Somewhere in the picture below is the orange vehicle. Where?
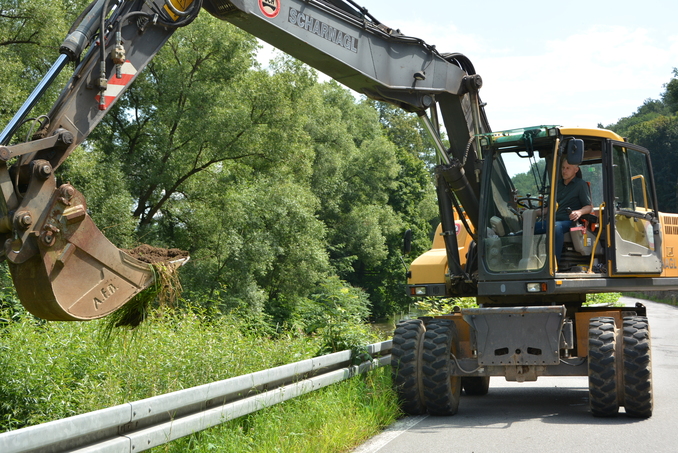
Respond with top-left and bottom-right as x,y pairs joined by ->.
400,125 -> 672,418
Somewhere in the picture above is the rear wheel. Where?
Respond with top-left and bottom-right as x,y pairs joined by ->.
622,316 -> 653,418
391,319 -> 426,415
588,316 -> 619,417
462,376 -> 490,396
421,320 -> 461,415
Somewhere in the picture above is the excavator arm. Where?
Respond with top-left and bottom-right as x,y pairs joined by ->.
0,0 -> 488,320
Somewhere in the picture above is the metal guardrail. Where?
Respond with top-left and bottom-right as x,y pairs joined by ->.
0,340 -> 392,453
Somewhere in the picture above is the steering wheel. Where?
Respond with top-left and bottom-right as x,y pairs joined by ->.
516,196 -> 542,210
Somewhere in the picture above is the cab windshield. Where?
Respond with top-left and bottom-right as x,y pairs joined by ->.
482,136 -> 553,273
481,131 -> 606,274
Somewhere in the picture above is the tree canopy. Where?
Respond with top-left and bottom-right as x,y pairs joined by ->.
606,68 -> 678,213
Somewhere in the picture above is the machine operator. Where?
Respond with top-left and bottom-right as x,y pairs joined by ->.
535,160 -> 593,266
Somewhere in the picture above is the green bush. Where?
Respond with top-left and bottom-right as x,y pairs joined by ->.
414,296 -> 478,316
584,292 -> 622,306
296,277 -> 380,356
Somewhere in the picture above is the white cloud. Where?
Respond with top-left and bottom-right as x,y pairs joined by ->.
476,26 -> 678,130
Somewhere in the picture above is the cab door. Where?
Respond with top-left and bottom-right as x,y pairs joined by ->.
607,141 -> 662,275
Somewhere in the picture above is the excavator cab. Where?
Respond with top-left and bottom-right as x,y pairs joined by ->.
408,125 -> 666,302
474,126 -> 663,298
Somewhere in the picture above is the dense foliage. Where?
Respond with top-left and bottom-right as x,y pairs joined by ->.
0,3 -> 439,326
605,69 -> 678,213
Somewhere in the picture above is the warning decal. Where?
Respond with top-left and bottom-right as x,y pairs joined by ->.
95,61 -> 137,110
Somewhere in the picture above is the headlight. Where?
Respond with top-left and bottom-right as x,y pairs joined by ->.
526,282 -> 547,292
411,286 -> 427,296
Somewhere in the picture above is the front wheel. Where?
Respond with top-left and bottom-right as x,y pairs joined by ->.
622,316 -> 653,418
588,317 -> 619,417
391,319 -> 426,415
421,320 -> 462,415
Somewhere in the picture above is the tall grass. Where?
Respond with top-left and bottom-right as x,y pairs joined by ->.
0,307 -> 400,450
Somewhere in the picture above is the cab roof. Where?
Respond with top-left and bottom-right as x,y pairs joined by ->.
479,125 -> 624,147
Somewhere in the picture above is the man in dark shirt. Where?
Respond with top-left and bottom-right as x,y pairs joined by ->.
535,160 -> 593,266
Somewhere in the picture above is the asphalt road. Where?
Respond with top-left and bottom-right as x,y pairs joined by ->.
354,298 -> 678,453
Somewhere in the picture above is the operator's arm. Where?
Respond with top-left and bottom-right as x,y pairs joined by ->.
569,204 -> 592,222
569,179 -> 593,221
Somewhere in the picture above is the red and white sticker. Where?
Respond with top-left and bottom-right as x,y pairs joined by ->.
94,60 -> 137,110
260,0 -> 280,18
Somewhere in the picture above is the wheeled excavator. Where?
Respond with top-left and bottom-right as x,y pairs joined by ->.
1,0 -> 674,418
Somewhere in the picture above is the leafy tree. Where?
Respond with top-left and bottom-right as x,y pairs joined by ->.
178,173 -> 330,318
607,70 -> 678,213
607,98 -> 669,136
305,83 -> 397,271
304,83 -> 439,318
662,68 -> 678,114
373,101 -> 438,168
84,17 -> 335,316
625,116 -> 678,212
368,129 -> 439,318
89,15 -> 262,230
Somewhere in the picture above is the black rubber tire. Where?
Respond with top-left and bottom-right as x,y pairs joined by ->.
462,376 -> 490,396
588,316 -> 619,417
622,316 -> 653,418
391,319 -> 426,415
421,320 -> 461,415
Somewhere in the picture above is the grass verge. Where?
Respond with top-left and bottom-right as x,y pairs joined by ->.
151,366 -> 400,453
0,308 -> 400,452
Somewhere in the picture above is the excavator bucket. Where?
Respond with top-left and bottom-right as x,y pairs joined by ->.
2,160 -> 182,321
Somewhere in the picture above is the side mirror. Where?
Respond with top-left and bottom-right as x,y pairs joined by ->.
566,139 -> 584,165
403,229 -> 412,255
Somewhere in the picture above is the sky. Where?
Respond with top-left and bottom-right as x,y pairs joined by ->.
258,0 -> 678,132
